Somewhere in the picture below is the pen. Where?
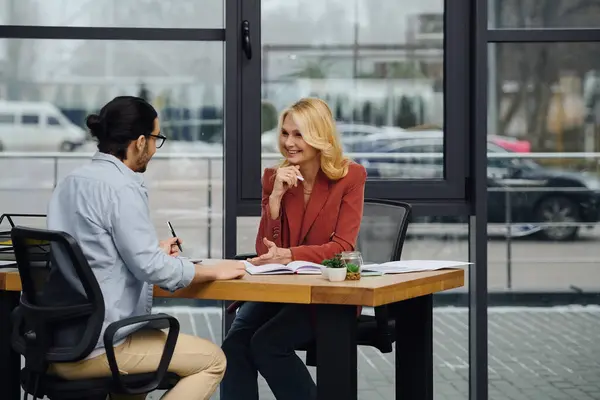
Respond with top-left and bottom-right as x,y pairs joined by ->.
167,221 -> 183,252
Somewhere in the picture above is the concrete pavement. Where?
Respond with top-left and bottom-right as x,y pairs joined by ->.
142,305 -> 600,400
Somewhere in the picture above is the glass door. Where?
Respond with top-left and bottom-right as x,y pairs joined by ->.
232,1 -> 476,399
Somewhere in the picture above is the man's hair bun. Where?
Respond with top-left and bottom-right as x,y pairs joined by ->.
86,114 -> 105,139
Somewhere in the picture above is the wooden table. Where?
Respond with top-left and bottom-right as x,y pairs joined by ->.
0,264 -> 464,400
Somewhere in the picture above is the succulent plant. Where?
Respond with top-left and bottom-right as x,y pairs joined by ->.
346,263 -> 359,273
322,254 -> 345,268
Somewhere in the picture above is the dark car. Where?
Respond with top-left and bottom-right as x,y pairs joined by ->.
353,135 -> 600,241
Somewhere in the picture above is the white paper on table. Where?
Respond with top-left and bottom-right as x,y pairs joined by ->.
361,259 -> 471,274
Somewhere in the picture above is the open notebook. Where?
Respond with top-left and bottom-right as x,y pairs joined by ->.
361,260 -> 471,275
243,260 -> 322,275
242,259 -> 470,276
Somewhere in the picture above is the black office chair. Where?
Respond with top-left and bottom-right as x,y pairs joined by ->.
230,198 -> 412,366
353,199 -> 412,353
10,226 -> 181,400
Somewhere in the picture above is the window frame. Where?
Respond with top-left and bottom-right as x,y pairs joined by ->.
237,0 -> 472,213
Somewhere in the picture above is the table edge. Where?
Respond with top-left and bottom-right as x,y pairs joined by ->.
310,269 -> 465,306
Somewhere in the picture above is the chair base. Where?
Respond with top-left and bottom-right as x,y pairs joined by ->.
21,369 -> 180,400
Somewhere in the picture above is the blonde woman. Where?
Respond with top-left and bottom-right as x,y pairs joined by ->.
221,98 -> 367,400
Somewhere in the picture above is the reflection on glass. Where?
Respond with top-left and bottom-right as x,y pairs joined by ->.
487,42 -> 600,241
488,41 -> 600,399
260,0 -> 445,180
489,0 -> 600,29
0,39 -> 224,265
0,0 -> 224,28
489,43 -> 600,153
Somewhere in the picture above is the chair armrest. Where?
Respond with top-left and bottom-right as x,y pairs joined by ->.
103,313 -> 180,395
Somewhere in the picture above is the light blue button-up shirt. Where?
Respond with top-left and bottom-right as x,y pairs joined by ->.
47,152 -> 195,356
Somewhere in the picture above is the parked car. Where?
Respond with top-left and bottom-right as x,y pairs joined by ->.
355,135 -> 600,241
261,122 -> 406,153
489,134 -> 531,153
0,101 -> 88,152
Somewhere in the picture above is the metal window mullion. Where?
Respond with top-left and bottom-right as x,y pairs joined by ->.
470,0 -> 489,399
488,28 -> 600,43
0,25 -> 225,41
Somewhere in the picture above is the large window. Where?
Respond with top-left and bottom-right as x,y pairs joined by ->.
235,1 -> 477,397
238,0 -> 472,208
0,2 -> 237,338
0,39 -> 224,264
486,3 -> 600,399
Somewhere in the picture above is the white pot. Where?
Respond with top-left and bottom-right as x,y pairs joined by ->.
319,266 -> 329,279
327,267 -> 347,282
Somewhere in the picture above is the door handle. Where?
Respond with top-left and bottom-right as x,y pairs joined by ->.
241,20 -> 252,60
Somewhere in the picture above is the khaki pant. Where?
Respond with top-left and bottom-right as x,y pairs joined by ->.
48,329 -> 226,400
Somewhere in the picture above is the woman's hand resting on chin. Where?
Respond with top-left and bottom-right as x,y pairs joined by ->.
271,165 -> 303,198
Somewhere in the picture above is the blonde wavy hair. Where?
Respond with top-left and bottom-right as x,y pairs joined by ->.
277,97 -> 349,180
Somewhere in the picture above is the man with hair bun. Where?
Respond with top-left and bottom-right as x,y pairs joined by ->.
46,96 -> 246,400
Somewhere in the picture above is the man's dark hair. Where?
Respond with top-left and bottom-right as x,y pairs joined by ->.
86,96 -> 158,160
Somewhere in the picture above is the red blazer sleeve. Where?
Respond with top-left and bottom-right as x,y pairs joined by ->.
289,164 -> 367,263
256,168 -> 283,254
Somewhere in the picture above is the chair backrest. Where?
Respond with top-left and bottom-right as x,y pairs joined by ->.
10,226 -> 105,370
356,199 -> 412,264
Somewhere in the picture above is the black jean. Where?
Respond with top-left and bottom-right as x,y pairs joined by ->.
220,301 -> 317,400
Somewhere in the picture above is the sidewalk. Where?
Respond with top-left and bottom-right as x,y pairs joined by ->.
146,305 -> 600,400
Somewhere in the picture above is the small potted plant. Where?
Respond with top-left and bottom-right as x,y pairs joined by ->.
345,263 -> 361,280
321,255 -> 347,282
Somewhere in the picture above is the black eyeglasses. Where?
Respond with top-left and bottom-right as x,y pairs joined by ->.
148,133 -> 167,148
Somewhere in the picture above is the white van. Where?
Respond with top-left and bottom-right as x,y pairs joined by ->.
0,101 -> 88,152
